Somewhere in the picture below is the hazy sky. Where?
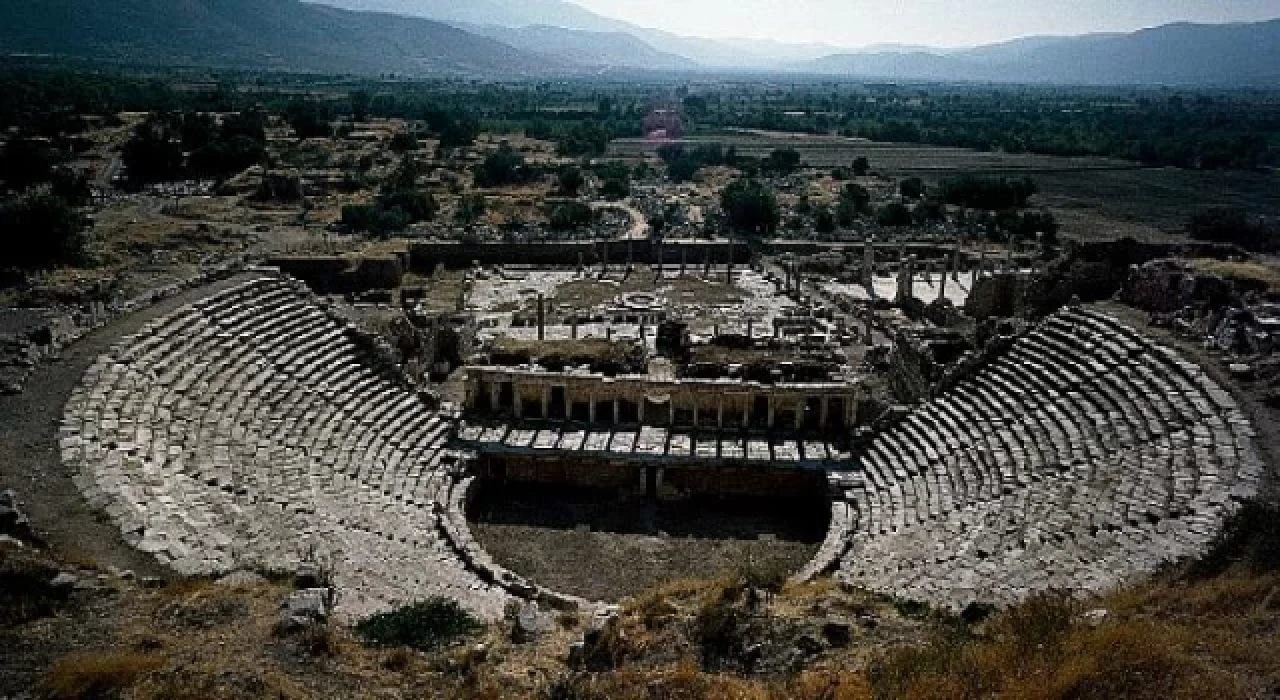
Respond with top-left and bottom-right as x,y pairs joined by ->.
569,0 -> 1280,47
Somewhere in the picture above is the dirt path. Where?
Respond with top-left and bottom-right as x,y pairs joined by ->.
0,274 -> 265,577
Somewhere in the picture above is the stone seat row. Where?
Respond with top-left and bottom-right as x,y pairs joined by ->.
63,276 -> 517,620
806,307 -> 1263,610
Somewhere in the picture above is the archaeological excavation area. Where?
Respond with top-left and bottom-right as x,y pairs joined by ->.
52,237 -> 1266,620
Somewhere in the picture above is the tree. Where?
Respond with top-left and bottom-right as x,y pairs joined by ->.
840,183 -> 871,212
286,100 -> 332,140
598,168 -> 630,201
341,203 -> 408,237
720,179 -> 779,238
1187,207 -> 1277,252
763,149 -> 802,174
0,192 -> 89,269
813,205 -> 836,234
455,193 -> 486,227
473,144 -> 529,188
557,121 -> 610,157
0,138 -> 57,192
349,90 -> 372,122
899,177 -> 926,200
852,157 -> 870,177
547,201 -> 593,231
378,189 -> 437,224
877,202 -> 913,227
939,176 -> 1037,210
390,132 -> 420,153
437,115 -> 478,151
189,135 -> 264,179
122,117 -> 183,184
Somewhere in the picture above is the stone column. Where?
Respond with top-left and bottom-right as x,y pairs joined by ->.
896,255 -> 916,305
938,262 -> 948,303
746,319 -> 754,340
589,394 -> 597,423
613,399 -> 620,425
638,398 -> 645,424
819,397 -> 829,430
692,404 -> 700,429
863,237 -> 875,292
571,316 -> 578,339
727,238 -> 735,283
537,294 -> 545,341
767,397 -> 775,429
717,397 -> 725,429
680,248 -> 687,276
865,272 -> 876,342
490,382 -> 500,413
542,385 -> 550,419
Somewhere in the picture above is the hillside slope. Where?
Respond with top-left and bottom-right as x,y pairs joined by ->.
800,19 -> 1280,85
0,0 -> 569,77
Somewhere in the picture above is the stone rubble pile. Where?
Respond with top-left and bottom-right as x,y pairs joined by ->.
60,276 -> 514,620
816,306 -> 1264,609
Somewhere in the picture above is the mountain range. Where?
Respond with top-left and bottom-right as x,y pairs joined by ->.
1,0 -> 1277,85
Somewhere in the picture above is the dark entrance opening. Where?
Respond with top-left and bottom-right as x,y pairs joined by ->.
644,398 -> 670,426
549,386 -> 567,420
826,398 -> 846,431
498,382 -> 514,412
673,407 -> 695,428
751,396 -> 770,429
476,383 -> 493,412
570,401 -> 591,422
595,399 -> 615,424
522,396 -> 543,419
803,397 -> 822,431
774,408 -> 797,431
617,399 -> 639,424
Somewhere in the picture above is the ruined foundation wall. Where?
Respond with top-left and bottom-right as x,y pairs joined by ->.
408,240 -> 751,272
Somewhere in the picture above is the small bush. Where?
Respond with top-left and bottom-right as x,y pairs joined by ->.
43,652 -> 163,699
0,192 -> 89,270
355,598 -> 482,651
1188,500 -> 1280,578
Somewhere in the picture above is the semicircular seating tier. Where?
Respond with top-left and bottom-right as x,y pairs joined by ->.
59,276 -> 521,620
816,306 -> 1264,610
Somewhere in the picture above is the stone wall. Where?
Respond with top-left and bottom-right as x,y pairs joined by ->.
465,367 -> 856,432
267,254 -> 405,295
408,239 -> 750,272
475,454 -> 829,502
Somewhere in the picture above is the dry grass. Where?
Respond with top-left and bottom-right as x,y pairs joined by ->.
43,652 -> 165,699
1189,258 -> 1280,293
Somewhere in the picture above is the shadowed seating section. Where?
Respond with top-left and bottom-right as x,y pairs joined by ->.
819,306 -> 1263,609
59,276 -> 515,620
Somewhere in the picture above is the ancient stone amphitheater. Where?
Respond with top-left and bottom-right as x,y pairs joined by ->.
60,274 -> 1264,619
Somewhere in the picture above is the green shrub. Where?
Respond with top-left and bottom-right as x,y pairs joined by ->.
0,192 -> 88,270
355,598 -> 482,651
